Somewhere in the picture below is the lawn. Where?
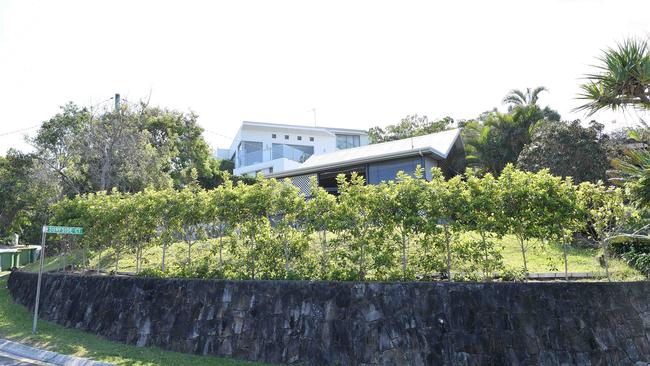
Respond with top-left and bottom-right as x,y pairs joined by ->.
0,273 -> 268,366
471,234 -> 643,281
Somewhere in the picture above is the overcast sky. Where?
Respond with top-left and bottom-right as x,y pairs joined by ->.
1,0 -> 649,154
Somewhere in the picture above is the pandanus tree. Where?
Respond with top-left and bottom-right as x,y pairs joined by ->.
577,38 -> 650,208
576,38 -> 650,115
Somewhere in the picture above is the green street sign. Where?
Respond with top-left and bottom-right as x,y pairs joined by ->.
43,226 -> 84,235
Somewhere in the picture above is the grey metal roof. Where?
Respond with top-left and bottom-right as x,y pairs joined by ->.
269,128 -> 462,178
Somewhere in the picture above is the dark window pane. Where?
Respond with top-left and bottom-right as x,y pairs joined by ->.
368,157 -> 421,184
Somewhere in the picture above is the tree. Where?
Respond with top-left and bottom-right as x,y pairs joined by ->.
31,102 -> 90,195
333,173 -> 392,280
419,168 -> 460,279
499,166 -> 553,277
576,38 -> 650,115
517,120 -> 609,183
385,169 -> 428,279
267,179 -> 309,279
0,150 -> 59,243
231,174 -> 276,279
463,103 -> 560,175
577,38 -> 650,206
577,182 -> 628,281
176,183 -> 208,266
456,169 -> 505,279
205,176 -> 238,270
30,99 -> 229,196
306,178 -> 337,278
141,107 -> 223,189
368,115 -> 454,143
503,86 -> 548,109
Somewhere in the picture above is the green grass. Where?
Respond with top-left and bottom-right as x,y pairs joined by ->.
488,234 -> 643,280
24,233 -> 645,281
0,273 -> 269,366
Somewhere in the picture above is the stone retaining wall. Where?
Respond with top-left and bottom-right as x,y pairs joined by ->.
7,271 -> 650,365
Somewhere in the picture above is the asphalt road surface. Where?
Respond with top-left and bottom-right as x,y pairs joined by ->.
0,351 -> 52,366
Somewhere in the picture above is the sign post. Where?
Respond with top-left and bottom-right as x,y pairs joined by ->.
32,225 -> 83,334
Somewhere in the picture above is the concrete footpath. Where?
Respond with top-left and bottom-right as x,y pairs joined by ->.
0,339 -> 113,366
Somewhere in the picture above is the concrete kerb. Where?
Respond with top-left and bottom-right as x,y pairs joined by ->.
0,339 -> 114,366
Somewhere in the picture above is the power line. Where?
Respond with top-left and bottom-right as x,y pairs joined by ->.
204,129 -> 233,139
0,125 -> 40,137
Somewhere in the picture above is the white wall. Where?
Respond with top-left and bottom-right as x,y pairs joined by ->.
223,122 -> 369,176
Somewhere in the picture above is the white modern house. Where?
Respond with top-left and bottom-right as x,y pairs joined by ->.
216,121 -> 369,176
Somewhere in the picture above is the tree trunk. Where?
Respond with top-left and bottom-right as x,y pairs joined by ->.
444,224 -> 452,281
283,235 -> 290,277
561,229 -> 569,281
250,236 -> 256,280
401,231 -> 408,280
479,232 -> 490,280
218,235 -> 223,268
603,241 -> 610,282
97,250 -> 102,273
115,250 -> 120,273
320,230 -> 328,276
359,238 -> 366,281
161,238 -> 168,272
518,235 -> 528,281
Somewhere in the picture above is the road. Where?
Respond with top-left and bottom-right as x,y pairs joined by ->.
0,351 -> 52,366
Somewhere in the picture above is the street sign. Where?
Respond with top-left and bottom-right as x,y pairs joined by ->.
43,226 -> 84,235
33,224 -> 84,334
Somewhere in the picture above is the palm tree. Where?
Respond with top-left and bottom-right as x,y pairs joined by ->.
502,87 -> 548,110
576,38 -> 650,116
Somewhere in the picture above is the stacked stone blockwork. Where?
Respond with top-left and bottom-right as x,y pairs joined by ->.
8,271 -> 650,365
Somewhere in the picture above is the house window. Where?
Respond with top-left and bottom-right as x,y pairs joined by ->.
309,137 -> 314,142
284,135 -> 289,140
237,141 -> 263,167
336,134 -> 361,149
367,157 -> 421,184
272,134 -> 277,139
272,143 -> 314,163
269,167 -> 274,173
297,136 -> 302,141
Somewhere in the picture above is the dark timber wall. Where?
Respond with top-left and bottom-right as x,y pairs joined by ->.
7,271 -> 650,365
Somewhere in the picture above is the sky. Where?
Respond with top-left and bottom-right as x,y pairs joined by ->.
0,0 -> 649,154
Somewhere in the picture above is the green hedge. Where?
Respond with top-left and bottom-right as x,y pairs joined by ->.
50,165 -> 632,281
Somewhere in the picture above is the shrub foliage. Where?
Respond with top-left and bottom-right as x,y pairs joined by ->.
50,165 -> 633,281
